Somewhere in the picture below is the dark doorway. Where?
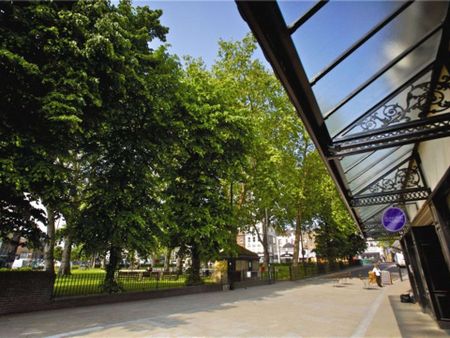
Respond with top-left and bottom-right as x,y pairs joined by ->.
227,258 -> 236,289
402,232 -> 431,312
432,169 -> 450,271
413,225 -> 450,328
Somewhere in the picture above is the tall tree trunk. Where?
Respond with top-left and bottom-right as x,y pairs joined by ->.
58,234 -> 72,276
103,246 -> 121,293
299,225 -> 305,262
4,233 -> 21,268
176,247 -> 185,275
262,208 -> 270,268
91,254 -> 96,269
292,207 -> 302,267
128,250 -> 136,270
44,207 -> 55,274
164,247 -> 172,273
187,244 -> 202,285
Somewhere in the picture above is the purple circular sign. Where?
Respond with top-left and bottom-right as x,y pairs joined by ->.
382,207 -> 407,232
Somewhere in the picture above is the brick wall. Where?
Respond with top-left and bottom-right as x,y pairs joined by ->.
0,271 -> 55,315
0,273 -> 221,316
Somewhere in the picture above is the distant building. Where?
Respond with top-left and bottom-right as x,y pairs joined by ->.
239,225 -> 316,263
360,238 -> 388,262
276,230 -> 316,263
279,242 -> 294,262
241,223 -> 278,263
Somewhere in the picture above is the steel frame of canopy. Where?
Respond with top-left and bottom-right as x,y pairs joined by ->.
236,0 -> 450,238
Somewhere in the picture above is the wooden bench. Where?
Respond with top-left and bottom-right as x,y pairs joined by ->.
142,271 -> 160,280
118,271 -> 141,279
160,273 -> 179,281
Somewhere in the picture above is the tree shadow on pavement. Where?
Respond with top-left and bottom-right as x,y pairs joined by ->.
1,269 -> 380,338
0,278 -> 340,337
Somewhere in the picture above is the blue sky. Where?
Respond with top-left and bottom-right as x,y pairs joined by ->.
115,0 -> 433,137
136,1 -> 266,67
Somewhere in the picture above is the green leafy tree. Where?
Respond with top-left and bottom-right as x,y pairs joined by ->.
70,0 -> 181,292
0,0 -> 105,272
280,149 -> 330,266
211,35 -> 298,267
165,58 -> 252,285
314,176 -> 366,261
54,246 -> 63,262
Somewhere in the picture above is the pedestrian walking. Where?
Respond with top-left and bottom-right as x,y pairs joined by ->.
372,262 -> 383,287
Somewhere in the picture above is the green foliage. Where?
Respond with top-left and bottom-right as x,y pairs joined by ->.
71,1 -> 180,264
212,37 -> 279,227
1,1 -> 364,281
210,34 -> 316,266
54,246 -> 63,261
1,0 -> 176,285
0,267 -> 33,272
163,57 -> 253,282
314,176 -> 366,261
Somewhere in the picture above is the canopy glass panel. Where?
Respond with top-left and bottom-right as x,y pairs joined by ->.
311,1 -> 447,115
325,30 -> 442,137
337,70 -> 434,139
278,1 -> 317,29
291,1 -> 402,79
344,145 -> 413,184
345,145 -> 413,193
236,0 -> 448,239
355,204 -> 387,223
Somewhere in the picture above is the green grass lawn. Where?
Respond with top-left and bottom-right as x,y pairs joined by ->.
274,265 -> 290,280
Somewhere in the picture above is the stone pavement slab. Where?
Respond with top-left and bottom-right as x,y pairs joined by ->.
0,275 -> 448,337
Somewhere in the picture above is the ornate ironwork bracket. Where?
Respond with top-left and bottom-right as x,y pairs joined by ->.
349,74 -> 450,133
350,154 -> 431,206
356,154 -> 427,195
351,189 -> 430,207
329,113 -> 450,157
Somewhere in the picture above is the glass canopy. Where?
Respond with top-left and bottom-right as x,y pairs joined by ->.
237,0 -> 450,238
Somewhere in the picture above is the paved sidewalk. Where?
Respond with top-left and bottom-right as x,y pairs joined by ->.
1,275 -> 448,337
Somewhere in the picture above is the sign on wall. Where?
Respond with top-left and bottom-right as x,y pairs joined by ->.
382,207 -> 407,232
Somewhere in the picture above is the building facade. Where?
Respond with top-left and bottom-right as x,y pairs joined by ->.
240,223 -> 279,263
239,226 -> 316,263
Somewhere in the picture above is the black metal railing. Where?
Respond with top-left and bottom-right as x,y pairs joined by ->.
53,271 -> 210,298
52,262 -> 356,297
271,261 -> 354,282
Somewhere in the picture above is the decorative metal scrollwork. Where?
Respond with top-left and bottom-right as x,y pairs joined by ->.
367,164 -> 421,194
351,189 -> 429,207
331,115 -> 450,157
359,104 -> 410,130
357,74 -> 450,131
